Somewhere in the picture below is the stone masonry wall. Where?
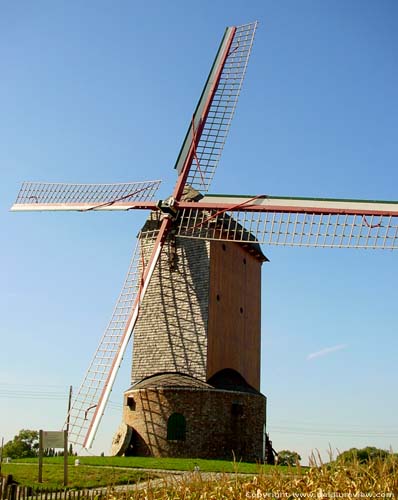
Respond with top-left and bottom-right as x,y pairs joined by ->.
123,387 -> 266,462
131,215 -> 210,384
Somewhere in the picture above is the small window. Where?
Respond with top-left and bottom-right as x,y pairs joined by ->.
167,413 -> 186,441
231,402 -> 244,417
126,396 -> 136,411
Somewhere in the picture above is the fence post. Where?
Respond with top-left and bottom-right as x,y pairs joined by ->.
9,484 -> 17,500
63,430 -> 68,487
38,430 -> 43,484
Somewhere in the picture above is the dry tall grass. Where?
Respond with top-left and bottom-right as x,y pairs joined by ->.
104,452 -> 398,499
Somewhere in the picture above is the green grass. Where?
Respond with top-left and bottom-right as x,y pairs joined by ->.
15,455 -> 293,474
1,463 -> 155,489
4,456 -> 301,490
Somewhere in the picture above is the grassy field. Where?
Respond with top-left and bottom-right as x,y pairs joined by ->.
0,462 -> 156,489
1,456 -> 294,489
14,455 -> 291,474
1,463 -> 157,489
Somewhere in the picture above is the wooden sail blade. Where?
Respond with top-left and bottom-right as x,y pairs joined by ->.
11,180 -> 161,212
180,194 -> 398,214
65,218 -> 171,449
176,195 -> 398,249
173,22 -> 257,196
65,238 -> 145,448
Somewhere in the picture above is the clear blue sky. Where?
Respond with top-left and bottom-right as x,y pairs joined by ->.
1,1 -> 397,463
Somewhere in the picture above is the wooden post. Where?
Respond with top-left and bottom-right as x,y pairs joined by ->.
9,483 -> 16,500
63,430 -> 68,487
0,436 -> 4,475
66,386 -> 72,434
64,385 -> 72,488
38,430 -> 43,483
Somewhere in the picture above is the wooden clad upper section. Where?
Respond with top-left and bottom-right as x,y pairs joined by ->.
207,241 -> 262,390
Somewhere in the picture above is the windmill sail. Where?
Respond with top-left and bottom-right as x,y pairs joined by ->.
174,22 -> 257,194
67,215 -> 172,448
11,180 -> 161,212
66,238 -> 146,447
176,195 -> 398,249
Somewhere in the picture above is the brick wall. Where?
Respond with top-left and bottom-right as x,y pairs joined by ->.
123,386 -> 266,462
131,214 -> 210,383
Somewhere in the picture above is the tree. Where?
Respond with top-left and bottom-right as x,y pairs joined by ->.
3,429 -> 39,459
277,449 -> 301,466
337,447 -> 389,464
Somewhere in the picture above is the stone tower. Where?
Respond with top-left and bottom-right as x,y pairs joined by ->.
118,192 -> 268,461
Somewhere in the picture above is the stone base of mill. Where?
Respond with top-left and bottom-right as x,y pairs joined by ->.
119,373 -> 266,463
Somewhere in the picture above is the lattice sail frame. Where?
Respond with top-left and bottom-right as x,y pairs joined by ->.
174,22 -> 257,193
67,237 -> 154,447
176,195 -> 398,249
11,180 -> 161,211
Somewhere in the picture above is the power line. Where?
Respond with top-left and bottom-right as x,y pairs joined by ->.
275,418 -> 398,429
270,427 -> 398,438
4,386 -> 395,436
0,387 -> 123,411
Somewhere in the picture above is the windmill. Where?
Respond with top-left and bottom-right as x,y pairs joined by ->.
11,21 -> 398,460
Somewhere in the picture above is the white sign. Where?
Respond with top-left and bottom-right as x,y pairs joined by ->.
42,431 -> 64,448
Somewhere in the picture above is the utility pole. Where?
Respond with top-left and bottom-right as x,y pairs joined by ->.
66,385 -> 72,435
0,436 -> 4,474
64,385 -> 72,487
